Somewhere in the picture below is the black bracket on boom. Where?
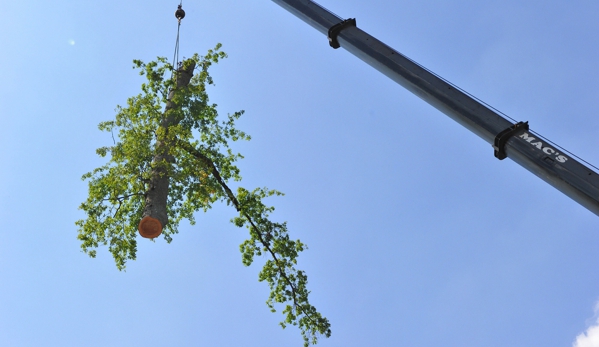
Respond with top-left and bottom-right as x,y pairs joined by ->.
328,18 -> 356,49
493,121 -> 529,160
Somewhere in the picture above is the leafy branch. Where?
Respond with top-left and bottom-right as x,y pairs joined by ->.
178,140 -> 331,346
76,44 -> 330,346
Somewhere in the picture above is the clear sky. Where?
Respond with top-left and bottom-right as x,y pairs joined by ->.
1,1 -> 598,346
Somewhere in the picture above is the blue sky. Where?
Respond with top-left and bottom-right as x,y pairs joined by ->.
1,1 -> 598,346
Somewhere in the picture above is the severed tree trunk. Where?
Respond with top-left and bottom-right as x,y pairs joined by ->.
138,61 -> 195,238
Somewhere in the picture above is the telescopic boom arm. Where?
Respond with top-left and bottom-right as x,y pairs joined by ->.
272,0 -> 599,216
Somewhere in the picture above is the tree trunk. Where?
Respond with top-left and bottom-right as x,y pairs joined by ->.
138,61 -> 195,238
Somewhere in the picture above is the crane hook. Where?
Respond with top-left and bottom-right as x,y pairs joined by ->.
175,4 -> 185,23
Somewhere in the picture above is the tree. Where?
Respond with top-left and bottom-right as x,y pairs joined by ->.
76,44 -> 331,346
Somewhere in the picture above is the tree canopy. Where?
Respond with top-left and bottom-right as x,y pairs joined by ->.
76,44 -> 331,346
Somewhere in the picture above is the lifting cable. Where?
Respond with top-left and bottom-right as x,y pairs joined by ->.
171,1 -> 185,80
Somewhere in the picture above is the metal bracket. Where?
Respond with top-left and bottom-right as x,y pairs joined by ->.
328,18 -> 356,49
493,121 -> 529,160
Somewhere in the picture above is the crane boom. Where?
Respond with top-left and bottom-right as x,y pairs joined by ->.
272,0 -> 599,216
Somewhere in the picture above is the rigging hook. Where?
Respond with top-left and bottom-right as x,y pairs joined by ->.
175,4 -> 185,23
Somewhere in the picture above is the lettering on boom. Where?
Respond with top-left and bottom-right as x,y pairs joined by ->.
519,132 -> 568,163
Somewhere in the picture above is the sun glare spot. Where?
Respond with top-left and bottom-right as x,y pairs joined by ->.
68,39 -> 75,46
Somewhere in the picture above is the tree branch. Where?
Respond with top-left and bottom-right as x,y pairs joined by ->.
176,140 -> 320,325
102,193 -> 145,218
